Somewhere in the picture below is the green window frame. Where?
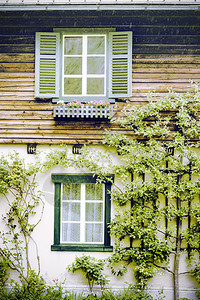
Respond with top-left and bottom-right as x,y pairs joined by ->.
51,174 -> 114,252
35,29 -> 132,102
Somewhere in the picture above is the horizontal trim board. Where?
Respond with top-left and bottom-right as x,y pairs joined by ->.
52,174 -> 114,183
1,0 -> 200,3
0,5 -> 200,11
51,244 -> 113,252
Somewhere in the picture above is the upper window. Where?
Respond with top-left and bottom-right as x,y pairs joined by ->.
35,29 -> 132,102
51,174 -> 114,252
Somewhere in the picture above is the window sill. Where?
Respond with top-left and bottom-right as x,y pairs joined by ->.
51,244 -> 113,252
53,105 -> 113,119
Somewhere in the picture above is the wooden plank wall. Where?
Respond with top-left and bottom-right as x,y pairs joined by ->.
0,10 -> 199,144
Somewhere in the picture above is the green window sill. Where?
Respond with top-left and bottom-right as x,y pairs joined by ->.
51,244 -> 113,252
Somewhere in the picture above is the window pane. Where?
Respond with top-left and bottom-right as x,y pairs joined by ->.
63,183 -> 81,200
64,78 -> 82,95
85,223 -> 103,243
87,57 -> 105,75
87,78 -> 104,95
87,36 -> 105,55
64,37 -> 82,55
62,202 -> 80,221
86,203 -> 103,222
85,184 -> 103,201
64,57 -> 82,75
62,223 -> 80,242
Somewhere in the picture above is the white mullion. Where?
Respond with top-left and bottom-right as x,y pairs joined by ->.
82,36 -> 87,96
80,183 -> 85,243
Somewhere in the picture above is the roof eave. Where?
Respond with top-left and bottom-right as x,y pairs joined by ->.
0,4 -> 199,11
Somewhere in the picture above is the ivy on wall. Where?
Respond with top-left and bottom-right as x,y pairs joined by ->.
0,83 -> 199,300
103,83 -> 200,300
0,153 -> 44,283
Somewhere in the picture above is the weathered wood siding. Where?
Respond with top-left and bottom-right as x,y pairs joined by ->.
0,10 -> 199,144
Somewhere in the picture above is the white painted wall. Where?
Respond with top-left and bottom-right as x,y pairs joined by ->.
0,144 -> 199,299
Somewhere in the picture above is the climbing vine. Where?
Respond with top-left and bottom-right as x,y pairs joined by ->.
103,83 -> 200,300
43,83 -> 200,299
60,83 -> 200,299
0,153 -> 44,284
0,83 -> 199,300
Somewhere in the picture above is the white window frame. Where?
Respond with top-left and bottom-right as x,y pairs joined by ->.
53,28 -> 115,103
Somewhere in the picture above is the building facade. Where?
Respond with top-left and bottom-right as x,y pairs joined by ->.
0,1 -> 200,298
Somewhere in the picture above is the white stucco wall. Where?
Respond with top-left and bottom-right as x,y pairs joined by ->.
0,144 -> 199,299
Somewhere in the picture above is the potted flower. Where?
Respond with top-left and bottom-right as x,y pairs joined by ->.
53,100 -> 113,119
88,100 -> 110,107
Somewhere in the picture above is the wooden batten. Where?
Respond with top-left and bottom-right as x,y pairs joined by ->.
0,10 -> 199,145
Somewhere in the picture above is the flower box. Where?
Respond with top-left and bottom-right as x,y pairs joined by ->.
53,105 -> 113,119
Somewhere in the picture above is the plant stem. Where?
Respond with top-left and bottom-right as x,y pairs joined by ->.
173,174 -> 182,300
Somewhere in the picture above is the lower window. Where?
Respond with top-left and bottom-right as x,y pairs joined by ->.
51,174 -> 114,252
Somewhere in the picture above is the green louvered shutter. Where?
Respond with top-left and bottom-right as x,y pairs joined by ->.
108,31 -> 132,98
35,32 -> 60,98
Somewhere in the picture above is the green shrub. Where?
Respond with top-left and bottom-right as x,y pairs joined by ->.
0,271 -> 68,300
0,281 -> 166,300
100,286 -> 160,300
0,259 -> 9,288
68,255 -> 109,294
65,290 -> 84,300
80,285 -> 165,300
